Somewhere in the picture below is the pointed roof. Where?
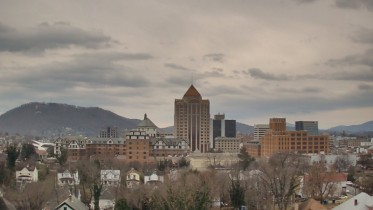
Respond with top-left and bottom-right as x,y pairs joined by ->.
183,85 -> 202,100
137,113 -> 158,128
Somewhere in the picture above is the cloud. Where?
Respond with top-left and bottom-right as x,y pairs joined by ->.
352,28 -> 373,45
292,0 -> 318,4
245,68 -> 292,81
335,0 -> 373,12
358,83 -> 373,90
0,52 -> 153,90
164,63 -> 192,71
0,22 -> 115,53
327,48 -> 373,70
203,53 -> 224,62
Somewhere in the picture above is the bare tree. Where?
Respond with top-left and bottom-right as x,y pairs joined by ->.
333,154 -> 351,172
303,161 -> 338,201
258,153 -> 305,210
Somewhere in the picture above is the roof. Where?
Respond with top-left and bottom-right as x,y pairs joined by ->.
298,198 -> 327,210
182,85 -> 202,100
55,195 -> 89,210
150,137 -> 188,146
137,113 -> 158,128
332,192 -> 373,210
304,172 -> 347,182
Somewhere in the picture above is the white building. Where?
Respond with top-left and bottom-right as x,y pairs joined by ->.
16,165 -> 38,183
253,124 -> 269,141
101,170 -> 121,186
57,169 -> 80,186
144,171 -> 164,185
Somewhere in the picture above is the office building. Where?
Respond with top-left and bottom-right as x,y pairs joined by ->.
261,118 -> 329,157
100,126 -> 118,138
253,124 -> 270,141
211,113 -> 236,148
174,85 -> 210,152
295,121 -> 319,136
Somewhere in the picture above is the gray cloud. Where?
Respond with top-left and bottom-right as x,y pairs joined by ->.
358,83 -> 373,90
352,28 -> 373,45
0,52 -> 153,90
292,0 -> 318,4
0,22 -> 115,53
335,0 -> 373,11
164,63 -> 192,71
245,68 -> 292,81
327,48 -> 373,70
203,53 -> 224,62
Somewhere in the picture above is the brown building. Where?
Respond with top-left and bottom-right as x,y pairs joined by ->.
85,138 -> 125,162
261,118 -> 329,157
214,137 -> 241,153
174,85 -> 210,152
125,130 -> 152,164
245,141 -> 261,158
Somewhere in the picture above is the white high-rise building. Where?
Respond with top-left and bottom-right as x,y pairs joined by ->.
254,124 -> 269,141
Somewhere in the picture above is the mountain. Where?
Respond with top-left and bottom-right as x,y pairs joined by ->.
0,102 -> 140,136
328,121 -> 373,134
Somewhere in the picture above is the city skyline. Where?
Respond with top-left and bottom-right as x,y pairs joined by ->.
0,0 -> 372,129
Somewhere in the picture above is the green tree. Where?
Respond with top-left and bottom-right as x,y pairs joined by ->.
229,179 -> 246,209
20,143 -> 36,160
93,182 -> 103,210
115,198 -> 131,210
56,147 -> 67,166
178,157 -> 190,168
238,147 -> 255,170
6,145 -> 19,170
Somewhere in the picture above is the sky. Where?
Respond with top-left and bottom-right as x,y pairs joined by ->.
0,0 -> 372,129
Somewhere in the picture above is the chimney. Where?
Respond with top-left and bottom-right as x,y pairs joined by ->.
69,194 -> 72,202
354,199 -> 358,206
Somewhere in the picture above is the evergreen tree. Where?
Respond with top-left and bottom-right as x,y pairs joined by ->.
6,145 -> 19,170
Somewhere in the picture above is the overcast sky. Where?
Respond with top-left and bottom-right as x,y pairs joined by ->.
0,0 -> 372,129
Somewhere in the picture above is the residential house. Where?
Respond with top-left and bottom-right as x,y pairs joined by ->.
54,195 -> 89,210
144,171 -> 164,185
126,168 -> 141,188
16,165 -> 38,183
101,170 -> 121,186
332,192 -> 373,210
303,172 -> 348,199
57,169 -> 80,186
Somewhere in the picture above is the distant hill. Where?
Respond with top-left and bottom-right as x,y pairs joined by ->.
0,102 -> 140,136
328,121 -> 373,134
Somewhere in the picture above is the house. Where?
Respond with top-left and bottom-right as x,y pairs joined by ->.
126,168 -> 141,188
57,169 -> 80,186
101,170 -> 121,186
332,192 -> 373,210
16,165 -> 38,183
144,171 -> 164,185
303,172 -> 348,198
54,194 -> 89,210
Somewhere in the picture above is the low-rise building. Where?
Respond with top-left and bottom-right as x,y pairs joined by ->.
144,171 -> 164,185
126,168 -> 141,188
150,137 -> 189,158
101,170 -> 121,186
55,195 -> 89,210
214,137 -> 240,153
57,169 -> 80,186
16,165 -> 38,183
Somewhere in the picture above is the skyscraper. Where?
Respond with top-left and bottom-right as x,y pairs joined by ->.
174,85 -> 210,152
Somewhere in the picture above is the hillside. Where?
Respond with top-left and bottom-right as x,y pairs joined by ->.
0,102 -> 140,136
328,121 -> 373,134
